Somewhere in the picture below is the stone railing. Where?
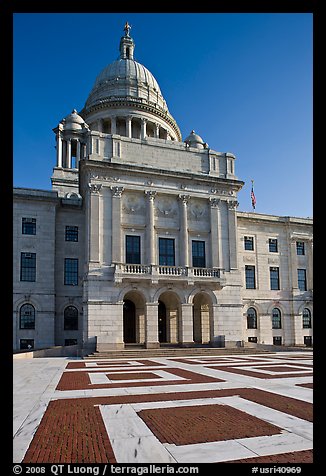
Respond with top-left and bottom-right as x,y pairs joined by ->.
114,264 -> 223,284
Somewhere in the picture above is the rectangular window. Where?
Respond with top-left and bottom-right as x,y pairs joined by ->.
22,218 -> 36,235
245,265 -> 256,289
159,238 -> 175,266
65,339 -> 78,346
126,235 -> 141,264
270,267 -> 280,290
269,238 -> 278,253
273,336 -> 282,346
298,269 -> 307,291
192,240 -> 206,267
248,337 -> 258,343
65,225 -> 79,242
304,336 -> 312,347
20,339 -> 34,350
20,252 -> 36,281
64,258 -> 78,285
244,236 -> 254,251
296,241 -> 305,255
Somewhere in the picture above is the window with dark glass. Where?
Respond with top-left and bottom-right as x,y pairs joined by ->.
296,241 -> 305,255
273,336 -> 282,345
65,225 -> 78,242
65,339 -> 78,346
192,240 -> 206,267
19,303 -> 35,329
64,306 -> 78,330
302,308 -> 312,329
20,252 -> 36,281
159,238 -> 175,266
22,217 -> 36,235
247,307 -> 257,329
244,236 -> 254,251
269,238 -> 278,253
270,267 -> 280,290
248,337 -> 258,343
245,265 -> 256,289
20,339 -> 34,350
298,269 -> 307,291
64,258 -> 78,285
126,235 -> 141,264
272,308 -> 282,329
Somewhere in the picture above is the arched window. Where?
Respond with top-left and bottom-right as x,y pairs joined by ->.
20,304 -> 35,329
303,308 -> 312,329
64,306 -> 78,330
247,307 -> 257,329
272,308 -> 282,329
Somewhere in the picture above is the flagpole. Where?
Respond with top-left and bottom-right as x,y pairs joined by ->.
251,179 -> 256,211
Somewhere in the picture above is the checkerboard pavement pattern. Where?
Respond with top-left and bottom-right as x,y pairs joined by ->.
17,351 -> 313,463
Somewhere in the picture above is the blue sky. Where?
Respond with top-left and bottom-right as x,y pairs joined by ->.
13,13 -> 313,218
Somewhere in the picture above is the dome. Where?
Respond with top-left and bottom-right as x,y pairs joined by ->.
85,59 -> 167,112
63,109 -> 86,131
81,24 -> 181,141
184,130 -> 206,149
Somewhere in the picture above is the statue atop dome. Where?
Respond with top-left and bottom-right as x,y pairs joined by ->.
124,22 -> 131,37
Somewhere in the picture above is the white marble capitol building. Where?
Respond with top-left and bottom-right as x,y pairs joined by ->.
13,25 -> 313,352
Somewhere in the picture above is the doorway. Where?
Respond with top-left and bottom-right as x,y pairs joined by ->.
158,301 -> 167,343
123,299 -> 136,343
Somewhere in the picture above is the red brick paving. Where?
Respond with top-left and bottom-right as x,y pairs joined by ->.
23,399 -> 116,463
66,359 -> 163,369
56,367 -> 225,391
138,404 -> 281,445
226,449 -> 313,463
22,386 -> 312,463
107,372 -> 160,380
207,365 -> 312,379
296,382 -> 313,389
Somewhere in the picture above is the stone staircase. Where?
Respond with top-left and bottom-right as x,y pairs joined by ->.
83,344 -> 271,360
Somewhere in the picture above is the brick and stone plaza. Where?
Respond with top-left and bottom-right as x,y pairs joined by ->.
13,350 -> 313,463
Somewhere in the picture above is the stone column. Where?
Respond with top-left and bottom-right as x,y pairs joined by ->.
145,191 -> 157,265
227,200 -> 239,270
145,302 -> 160,348
306,239 -> 313,290
178,195 -> 190,267
154,123 -> 160,138
289,238 -> 299,291
126,116 -> 132,138
180,303 -> 194,345
56,132 -> 63,168
111,186 -> 124,263
66,139 -> 72,169
87,183 -> 102,263
111,116 -> 117,135
209,198 -> 222,268
97,119 -> 103,133
141,118 -> 147,139
76,140 -> 81,168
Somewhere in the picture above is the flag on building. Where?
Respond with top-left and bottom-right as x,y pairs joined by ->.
251,180 -> 256,210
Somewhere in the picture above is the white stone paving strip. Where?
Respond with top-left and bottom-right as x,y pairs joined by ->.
99,394 -> 312,463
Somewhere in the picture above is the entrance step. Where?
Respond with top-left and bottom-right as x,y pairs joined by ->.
83,346 -> 269,360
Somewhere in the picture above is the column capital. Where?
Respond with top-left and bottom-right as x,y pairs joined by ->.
145,190 -> 157,201
228,199 -> 239,210
111,185 -> 124,197
209,197 -> 221,208
178,194 -> 191,204
88,183 -> 102,194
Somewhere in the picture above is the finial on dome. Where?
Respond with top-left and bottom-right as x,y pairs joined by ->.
120,23 -> 135,59
124,21 -> 131,37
